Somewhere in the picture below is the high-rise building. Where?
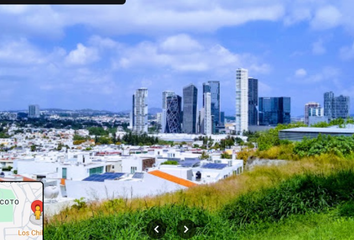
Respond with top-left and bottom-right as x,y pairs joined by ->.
133,88 -> 148,133
203,81 -> 220,133
324,92 -> 350,120
236,68 -> 248,134
161,90 -> 175,133
28,105 -> 40,118
248,77 -> 258,126
304,102 -> 320,125
259,97 -> 291,125
182,84 -> 198,134
129,95 -> 135,130
162,91 -> 175,110
204,92 -> 212,135
165,94 -> 182,133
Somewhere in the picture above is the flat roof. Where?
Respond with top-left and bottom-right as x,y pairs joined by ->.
280,127 -> 354,134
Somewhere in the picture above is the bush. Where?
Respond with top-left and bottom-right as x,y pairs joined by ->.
222,170 -> 354,226
161,160 -> 179,165
338,201 -> 354,217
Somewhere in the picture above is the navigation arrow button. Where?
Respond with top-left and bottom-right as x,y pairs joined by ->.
147,220 -> 166,239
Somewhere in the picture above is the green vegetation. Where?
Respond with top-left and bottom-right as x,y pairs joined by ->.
161,160 -> 179,165
44,157 -> 354,239
254,122 -> 307,151
199,151 -> 210,160
294,134 -> 354,158
121,132 -> 158,146
221,152 -> 232,159
311,117 -> 354,128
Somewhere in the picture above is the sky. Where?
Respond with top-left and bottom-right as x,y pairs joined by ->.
0,1 -> 354,116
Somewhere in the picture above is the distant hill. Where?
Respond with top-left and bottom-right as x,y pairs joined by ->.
118,107 -> 162,115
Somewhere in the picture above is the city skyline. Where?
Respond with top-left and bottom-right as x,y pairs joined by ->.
0,2 -> 354,116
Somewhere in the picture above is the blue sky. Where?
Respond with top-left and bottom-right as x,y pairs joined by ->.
0,1 -> 354,116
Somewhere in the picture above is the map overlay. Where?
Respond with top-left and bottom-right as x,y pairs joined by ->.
0,182 -> 43,240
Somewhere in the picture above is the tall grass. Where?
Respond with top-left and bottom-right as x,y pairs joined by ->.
47,154 -> 354,225
45,167 -> 354,239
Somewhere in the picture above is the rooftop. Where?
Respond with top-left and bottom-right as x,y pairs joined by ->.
280,127 -> 354,134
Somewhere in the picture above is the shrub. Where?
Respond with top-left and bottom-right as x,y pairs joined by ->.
338,201 -> 354,217
222,170 -> 354,227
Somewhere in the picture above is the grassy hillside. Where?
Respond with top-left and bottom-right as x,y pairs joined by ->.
44,155 -> 354,239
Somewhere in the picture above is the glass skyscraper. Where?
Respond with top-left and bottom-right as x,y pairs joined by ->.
203,81 -> 220,133
165,94 -> 182,133
324,91 -> 350,120
248,77 -> 258,125
182,84 -> 198,134
259,97 -> 291,125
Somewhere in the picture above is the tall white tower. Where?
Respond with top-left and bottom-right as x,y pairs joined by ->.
204,92 -> 212,135
134,88 -> 148,133
236,68 -> 248,134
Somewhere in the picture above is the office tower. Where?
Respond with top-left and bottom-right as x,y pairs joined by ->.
220,111 -> 225,125
183,84 -> 198,134
324,92 -> 334,119
304,102 -> 320,125
236,68 -> 249,134
203,81 -> 220,133
162,91 -> 175,110
161,91 -> 175,133
28,105 -> 40,118
198,108 -> 204,134
248,77 -> 258,125
259,97 -> 291,125
133,88 -> 148,133
204,92 -> 212,135
129,95 -> 135,130
165,94 -> 182,133
324,91 -> 350,120
334,95 -> 350,119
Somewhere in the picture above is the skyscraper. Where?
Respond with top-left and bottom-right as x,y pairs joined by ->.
133,88 -> 148,133
324,91 -> 350,120
259,97 -> 291,125
203,81 -> 220,133
162,91 -> 175,110
161,90 -> 175,133
165,94 -> 182,133
28,105 -> 40,118
236,68 -> 248,134
129,95 -> 135,130
204,92 -> 212,135
183,84 -> 198,134
248,77 -> 258,126
304,102 -> 320,125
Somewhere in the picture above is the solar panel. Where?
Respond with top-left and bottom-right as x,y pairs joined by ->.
202,163 -> 228,169
132,172 -> 144,179
83,173 -> 125,182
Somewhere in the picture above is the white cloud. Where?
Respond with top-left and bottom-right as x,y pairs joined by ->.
159,34 -> 203,53
312,39 -> 326,55
0,38 -> 47,66
65,43 -> 99,65
339,42 -> 354,60
112,34 -> 270,75
310,5 -> 342,30
295,68 -> 307,77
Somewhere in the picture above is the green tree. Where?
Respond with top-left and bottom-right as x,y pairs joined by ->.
199,151 -> 210,160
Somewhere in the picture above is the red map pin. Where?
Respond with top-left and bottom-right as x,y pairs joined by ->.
31,200 -> 43,213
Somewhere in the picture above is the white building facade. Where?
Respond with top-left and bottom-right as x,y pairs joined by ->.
204,92 -> 212,135
236,68 -> 248,134
134,88 -> 148,133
